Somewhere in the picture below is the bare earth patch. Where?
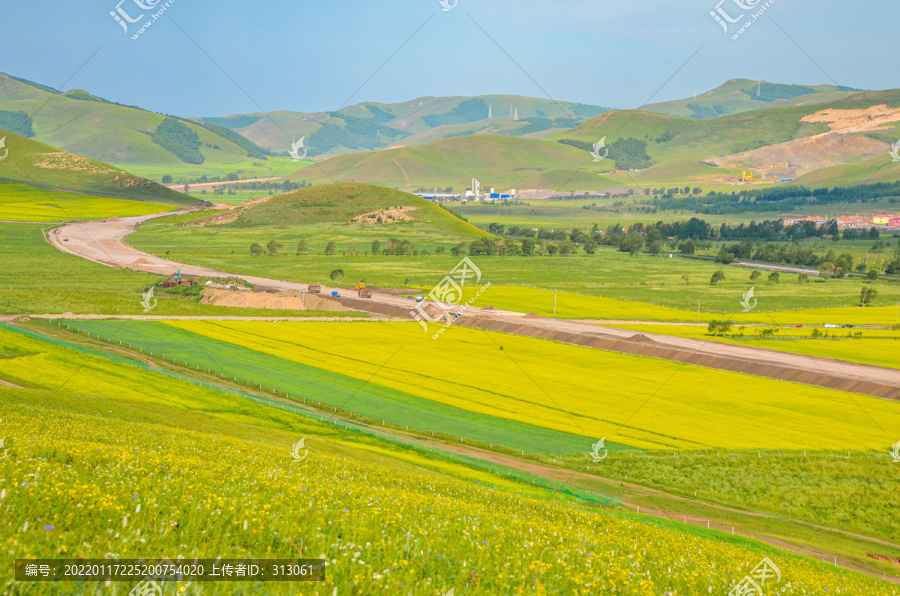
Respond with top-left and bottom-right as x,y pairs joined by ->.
800,104 -> 900,134
708,134 -> 888,179
707,104 -> 900,179
199,288 -> 353,312
350,206 -> 420,224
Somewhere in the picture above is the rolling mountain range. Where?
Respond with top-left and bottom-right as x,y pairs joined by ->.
294,88 -> 900,192
197,95 -> 610,159
2,71 -> 899,194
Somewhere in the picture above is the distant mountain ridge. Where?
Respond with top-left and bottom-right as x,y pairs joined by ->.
196,95 -> 610,159
644,78 -> 862,119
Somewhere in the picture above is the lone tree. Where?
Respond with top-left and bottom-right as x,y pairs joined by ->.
710,270 -> 726,285
296,239 -> 308,255
250,242 -> 264,256
325,241 -> 336,256
819,263 -> 834,282
860,286 -> 878,307
750,270 -> 761,282
371,240 -> 381,255
798,273 -> 809,284
707,320 -> 732,336
267,240 -> 283,256
768,271 -> 780,284
866,269 -> 880,282
329,269 -> 344,281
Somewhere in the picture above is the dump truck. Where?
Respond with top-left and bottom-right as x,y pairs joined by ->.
308,284 -> 322,294
331,291 -> 341,297
358,289 -> 372,299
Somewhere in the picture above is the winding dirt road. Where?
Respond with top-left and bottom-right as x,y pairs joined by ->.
47,211 -> 900,400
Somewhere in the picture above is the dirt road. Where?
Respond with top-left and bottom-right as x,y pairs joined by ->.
47,212 -> 900,399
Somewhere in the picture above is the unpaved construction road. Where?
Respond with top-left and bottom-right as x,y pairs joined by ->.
48,211 -> 900,400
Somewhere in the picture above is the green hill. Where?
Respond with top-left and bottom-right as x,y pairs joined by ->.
233,182 -> 487,238
644,78 -> 860,119
198,95 -> 609,159
0,73 -> 270,167
0,129 -> 196,206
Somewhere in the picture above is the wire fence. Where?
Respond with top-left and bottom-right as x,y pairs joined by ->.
2,322 -> 620,508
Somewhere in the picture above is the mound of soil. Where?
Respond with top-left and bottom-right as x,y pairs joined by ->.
199,288 -> 352,312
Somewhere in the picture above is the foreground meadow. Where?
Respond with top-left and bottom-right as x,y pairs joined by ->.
61,319 -> 900,452
1,326 -> 896,595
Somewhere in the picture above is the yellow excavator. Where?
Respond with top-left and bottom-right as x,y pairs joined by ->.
354,282 -> 366,290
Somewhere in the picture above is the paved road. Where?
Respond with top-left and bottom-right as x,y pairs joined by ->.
47,212 -> 900,395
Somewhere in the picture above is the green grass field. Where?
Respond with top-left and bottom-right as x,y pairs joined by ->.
0,182 -> 173,221
5,329 -> 896,595
127,211 -> 900,315
117,157 -> 311,185
0,223 -> 362,317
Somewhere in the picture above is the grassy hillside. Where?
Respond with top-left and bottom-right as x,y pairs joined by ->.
202,95 -> 609,159
644,78 -> 858,119
0,73 -> 270,167
0,130 -> 196,205
3,324 -> 895,594
134,183 -> 490,264
292,134 -> 601,191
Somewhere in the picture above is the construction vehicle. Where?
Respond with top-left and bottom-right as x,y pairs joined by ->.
174,269 -> 182,283
308,284 -> 322,294
415,294 -> 425,302
331,291 -> 341,298
358,289 -> 372,299
354,282 -> 366,291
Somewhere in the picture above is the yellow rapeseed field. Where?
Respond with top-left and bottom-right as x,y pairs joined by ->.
164,321 -> 900,451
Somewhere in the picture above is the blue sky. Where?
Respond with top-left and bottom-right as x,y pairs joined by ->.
0,0 -> 896,117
